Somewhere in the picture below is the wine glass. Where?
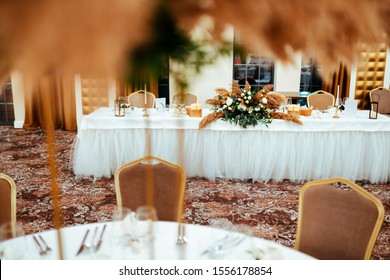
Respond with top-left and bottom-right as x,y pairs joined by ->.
0,222 -> 26,259
281,98 -> 292,112
110,208 -> 134,245
132,206 -> 158,248
336,98 -> 344,110
109,207 -> 140,258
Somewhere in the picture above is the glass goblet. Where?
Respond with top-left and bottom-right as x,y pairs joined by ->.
132,206 -> 158,248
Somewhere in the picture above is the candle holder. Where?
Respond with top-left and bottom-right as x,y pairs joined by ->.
333,106 -> 340,118
143,105 -> 149,117
114,99 -> 125,117
369,93 -> 380,119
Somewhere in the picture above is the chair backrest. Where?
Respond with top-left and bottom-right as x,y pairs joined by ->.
294,178 -> 384,260
172,93 -> 198,106
369,87 -> 390,114
0,174 -> 16,229
128,90 -> 156,108
114,156 -> 186,222
307,90 -> 335,110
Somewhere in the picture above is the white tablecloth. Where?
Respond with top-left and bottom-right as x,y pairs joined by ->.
73,107 -> 390,182
0,222 -> 314,260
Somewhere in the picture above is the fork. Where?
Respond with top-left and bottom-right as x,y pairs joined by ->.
33,235 -> 48,256
202,235 -> 245,256
39,235 -> 52,253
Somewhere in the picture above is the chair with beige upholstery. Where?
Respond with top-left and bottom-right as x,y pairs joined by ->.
369,87 -> 390,115
307,90 -> 335,110
294,177 -> 384,260
0,174 -> 17,231
172,93 -> 198,106
114,156 -> 186,222
128,90 -> 156,108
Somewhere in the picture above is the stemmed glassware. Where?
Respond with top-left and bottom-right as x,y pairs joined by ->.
281,98 -> 292,113
110,206 -> 157,258
132,206 -> 158,248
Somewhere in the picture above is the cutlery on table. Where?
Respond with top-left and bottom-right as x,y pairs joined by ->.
88,226 -> 99,250
38,235 -> 52,253
33,235 -> 47,256
177,223 -> 189,245
94,224 -> 107,252
201,235 -> 245,256
76,229 -> 90,256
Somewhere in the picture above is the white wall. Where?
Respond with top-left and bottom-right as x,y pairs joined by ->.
10,71 -> 25,128
170,25 -> 234,107
274,52 -> 302,93
172,55 -> 234,107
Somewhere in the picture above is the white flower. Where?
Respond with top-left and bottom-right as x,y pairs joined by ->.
245,100 -> 249,104
228,106 -> 232,111
262,97 -> 267,104
248,107 -> 253,114
248,96 -> 252,100
255,107 -> 260,111
226,97 -> 233,106
238,103 -> 247,111
223,104 -> 227,109
238,98 -> 241,101
241,92 -> 244,97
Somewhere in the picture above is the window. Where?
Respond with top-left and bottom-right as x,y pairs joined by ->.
233,33 -> 274,92
0,79 -> 14,125
300,56 -> 322,94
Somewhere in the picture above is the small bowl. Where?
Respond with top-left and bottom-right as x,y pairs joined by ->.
300,108 -> 313,116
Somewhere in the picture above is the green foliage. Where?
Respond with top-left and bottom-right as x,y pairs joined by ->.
124,2 -> 232,91
214,88 -> 272,129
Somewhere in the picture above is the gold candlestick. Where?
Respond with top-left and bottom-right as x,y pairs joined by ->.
333,106 -> 340,118
143,105 -> 149,117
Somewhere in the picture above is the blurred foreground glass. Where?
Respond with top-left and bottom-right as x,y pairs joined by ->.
110,206 -> 158,258
0,222 -> 26,259
133,206 -> 158,248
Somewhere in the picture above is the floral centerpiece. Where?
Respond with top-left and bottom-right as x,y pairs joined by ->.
199,81 -> 302,129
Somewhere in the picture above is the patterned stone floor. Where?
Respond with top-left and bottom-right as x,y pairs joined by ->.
0,125 -> 389,259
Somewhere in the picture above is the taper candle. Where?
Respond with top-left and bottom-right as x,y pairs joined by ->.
144,83 -> 147,106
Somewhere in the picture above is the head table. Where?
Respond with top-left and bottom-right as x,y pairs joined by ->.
0,221 -> 314,260
73,107 -> 390,183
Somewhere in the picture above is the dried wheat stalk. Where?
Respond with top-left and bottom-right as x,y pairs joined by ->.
199,112 -> 225,129
215,88 -> 229,95
206,99 -> 223,106
252,84 -> 273,103
231,80 -> 242,97
265,92 -> 287,110
262,84 -> 273,92
270,112 -> 303,125
1,1 -> 389,91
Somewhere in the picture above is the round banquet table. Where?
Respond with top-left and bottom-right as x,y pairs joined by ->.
0,221 -> 315,260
